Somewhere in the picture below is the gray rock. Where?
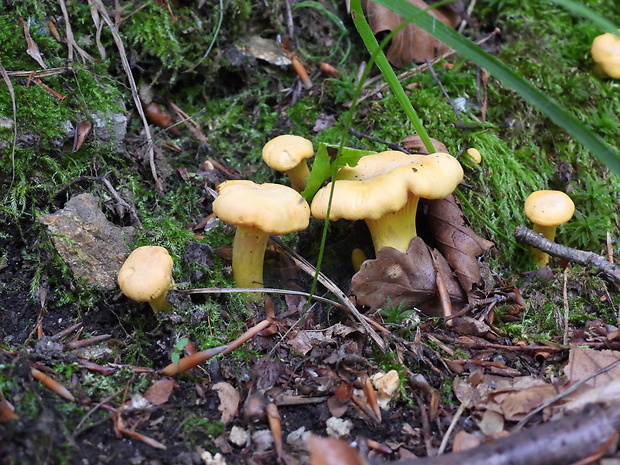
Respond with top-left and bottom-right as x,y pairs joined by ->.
39,193 -> 136,290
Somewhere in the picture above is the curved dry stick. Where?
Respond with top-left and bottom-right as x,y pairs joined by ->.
370,403 -> 620,465
514,224 -> 620,284
92,0 -> 162,191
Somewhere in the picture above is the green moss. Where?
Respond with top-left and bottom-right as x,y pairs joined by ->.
182,415 -> 224,442
503,267 -> 617,341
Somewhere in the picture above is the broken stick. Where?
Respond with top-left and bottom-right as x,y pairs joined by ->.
373,403 -> 620,465
514,224 -> 620,285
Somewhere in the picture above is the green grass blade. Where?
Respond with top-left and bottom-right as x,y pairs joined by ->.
367,0 -> 620,176
549,0 -> 620,36
350,0 -> 435,153
293,1 -> 348,32
301,144 -> 374,202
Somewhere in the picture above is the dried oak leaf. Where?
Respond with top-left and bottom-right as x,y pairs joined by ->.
361,0 -> 460,67
213,381 -> 240,424
421,194 -> 494,293
144,378 -> 177,406
350,236 -> 465,316
401,134 -> 448,154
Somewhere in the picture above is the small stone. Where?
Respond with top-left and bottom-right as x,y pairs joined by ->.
199,451 -> 226,465
252,429 -> 273,452
325,417 -> 352,438
39,193 -> 135,289
371,370 -> 401,410
286,427 -> 311,450
228,426 -> 249,447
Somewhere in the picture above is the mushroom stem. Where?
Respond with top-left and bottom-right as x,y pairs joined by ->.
287,162 -> 311,192
232,225 -> 270,296
531,224 -> 557,267
149,292 -> 172,312
365,194 -> 420,253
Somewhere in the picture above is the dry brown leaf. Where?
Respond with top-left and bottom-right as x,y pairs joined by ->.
564,378 -> 620,412
72,121 -> 92,152
362,0 -> 460,67
143,379 -> 176,406
289,330 -> 318,355
496,384 -> 559,421
564,346 -> 620,389
350,236 -> 465,316
18,17 -> 48,69
213,381 -> 240,424
477,409 -> 504,437
401,135 -> 448,154
308,434 -> 367,465
421,194 -> 494,293
454,374 -> 561,422
452,431 -> 480,452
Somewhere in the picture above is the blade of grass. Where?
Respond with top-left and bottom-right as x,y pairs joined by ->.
365,0 -> 620,176
350,0 -> 435,154
549,0 -> 620,37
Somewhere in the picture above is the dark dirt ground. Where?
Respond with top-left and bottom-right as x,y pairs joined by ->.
2,1 -> 620,465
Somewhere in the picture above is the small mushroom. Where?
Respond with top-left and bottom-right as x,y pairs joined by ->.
591,31 -> 620,79
311,151 -> 463,253
466,147 -> 482,164
524,190 -> 575,267
262,135 -> 314,192
212,180 -> 310,297
118,246 -> 174,312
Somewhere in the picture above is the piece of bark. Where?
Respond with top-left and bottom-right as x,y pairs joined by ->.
514,224 -> 620,285
370,403 -> 620,465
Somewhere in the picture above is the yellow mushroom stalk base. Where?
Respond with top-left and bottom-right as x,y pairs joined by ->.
286,161 -> 311,193
365,194 -> 420,253
232,226 -> 270,300
531,224 -> 557,267
148,292 -> 173,312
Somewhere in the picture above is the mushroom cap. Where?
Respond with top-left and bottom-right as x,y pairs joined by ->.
591,32 -> 620,78
213,180 -> 310,234
336,151 -> 428,181
118,246 -> 173,302
262,135 -> 314,171
311,152 -> 463,220
524,190 -> 575,227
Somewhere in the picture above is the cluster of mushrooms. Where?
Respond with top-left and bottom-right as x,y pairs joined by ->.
113,29 -> 620,311
213,136 -> 464,300
116,134 -> 577,311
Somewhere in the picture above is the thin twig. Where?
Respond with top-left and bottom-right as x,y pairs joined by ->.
349,128 -> 410,152
270,236 -> 387,350
58,0 -> 98,64
4,67 -> 68,78
562,268 -> 569,346
437,401 -> 467,455
54,174 -> 143,229
179,287 -> 346,309
73,389 -> 125,437
0,61 -> 17,197
515,224 -> 620,284
357,28 -> 500,104
513,357 -> 620,431
383,404 -> 620,465
93,0 -> 162,191
425,59 -> 463,123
